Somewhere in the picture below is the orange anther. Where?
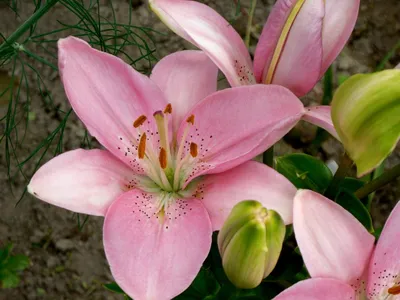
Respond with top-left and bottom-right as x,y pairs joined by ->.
138,133 -> 147,159
159,148 -> 167,169
388,285 -> 400,295
190,142 -> 198,158
133,115 -> 147,128
186,114 -> 195,125
164,103 -> 172,114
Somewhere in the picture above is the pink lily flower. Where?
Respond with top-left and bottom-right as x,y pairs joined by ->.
274,190 -> 400,300
150,0 -> 360,139
149,0 -> 359,97
27,36 -> 303,300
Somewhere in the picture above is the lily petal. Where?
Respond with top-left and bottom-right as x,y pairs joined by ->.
201,161 -> 297,231
254,0 -> 324,96
273,278 -> 355,300
367,201 -> 400,299
27,149 -> 132,216
150,50 -> 218,132
178,85 -> 304,184
293,190 -> 375,283
149,0 -> 255,86
103,190 -> 212,300
321,0 -> 360,74
58,37 -> 167,169
302,106 -> 340,140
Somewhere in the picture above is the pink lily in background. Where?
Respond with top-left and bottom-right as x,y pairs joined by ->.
150,0 -> 359,97
150,0 -> 360,139
274,190 -> 400,300
28,37 -> 302,300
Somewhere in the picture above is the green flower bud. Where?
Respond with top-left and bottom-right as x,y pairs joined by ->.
331,69 -> 400,177
218,200 -> 286,289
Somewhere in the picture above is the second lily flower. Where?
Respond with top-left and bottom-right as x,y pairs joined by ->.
150,0 -> 359,97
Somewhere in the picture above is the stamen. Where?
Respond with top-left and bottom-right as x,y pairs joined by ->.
138,133 -> 147,159
133,115 -> 147,128
388,285 -> 400,295
164,103 -> 172,114
159,148 -> 167,169
186,114 -> 195,125
190,142 -> 198,158
154,111 -> 172,167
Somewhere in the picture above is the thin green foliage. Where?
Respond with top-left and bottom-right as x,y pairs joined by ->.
0,0 -> 161,203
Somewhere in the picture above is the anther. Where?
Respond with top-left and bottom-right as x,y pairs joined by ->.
190,142 -> 198,158
388,285 -> 400,295
186,114 -> 195,125
138,133 -> 147,159
133,115 -> 147,128
159,148 -> 167,169
164,103 -> 172,114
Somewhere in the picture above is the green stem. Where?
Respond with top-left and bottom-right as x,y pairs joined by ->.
22,47 -> 58,70
322,66 -> 333,105
0,0 -> 59,52
263,146 -> 274,168
325,152 -> 353,199
244,0 -> 257,48
355,164 -> 400,199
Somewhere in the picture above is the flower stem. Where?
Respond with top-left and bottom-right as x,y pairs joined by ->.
355,164 -> 400,199
244,0 -> 257,48
0,0 -> 59,52
325,152 -> 353,199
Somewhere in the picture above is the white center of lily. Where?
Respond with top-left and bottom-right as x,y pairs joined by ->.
117,103 -> 210,212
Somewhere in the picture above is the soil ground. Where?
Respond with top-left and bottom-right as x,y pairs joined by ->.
0,0 -> 399,299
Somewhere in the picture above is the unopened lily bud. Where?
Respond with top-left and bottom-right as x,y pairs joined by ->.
331,69 -> 400,177
254,0 -> 360,97
218,200 -> 286,289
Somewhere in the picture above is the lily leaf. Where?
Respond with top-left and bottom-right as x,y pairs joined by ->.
275,153 -> 333,193
335,190 -> 374,233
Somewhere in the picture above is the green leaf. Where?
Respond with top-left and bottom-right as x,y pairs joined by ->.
0,269 -> 20,288
335,177 -> 370,207
275,154 -> 333,193
103,282 -> 126,294
0,244 -> 13,264
4,255 -> 30,272
175,267 -> 220,299
335,190 -> 374,233
331,70 -> 400,177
